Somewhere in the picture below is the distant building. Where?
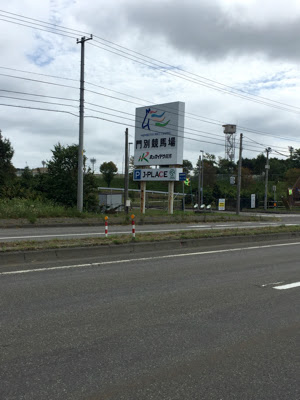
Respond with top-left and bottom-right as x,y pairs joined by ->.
15,167 -> 48,177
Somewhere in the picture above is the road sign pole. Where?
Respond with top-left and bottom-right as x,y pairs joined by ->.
168,181 -> 174,214
140,181 -> 146,214
182,180 -> 185,212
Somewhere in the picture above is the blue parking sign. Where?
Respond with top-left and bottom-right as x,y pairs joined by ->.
134,169 -> 141,180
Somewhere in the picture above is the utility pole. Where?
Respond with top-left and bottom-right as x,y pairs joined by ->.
264,147 -> 271,211
76,35 -> 92,212
198,153 -> 201,209
200,150 -> 204,205
236,133 -> 243,215
124,128 -> 129,214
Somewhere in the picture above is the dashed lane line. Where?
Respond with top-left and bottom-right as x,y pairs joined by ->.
273,282 -> 300,290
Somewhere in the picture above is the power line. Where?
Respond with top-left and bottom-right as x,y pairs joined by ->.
1,9 -> 300,116
0,89 -> 78,102
0,17 -> 77,39
85,103 -> 268,151
0,95 -> 78,109
243,137 -> 286,151
1,65 -> 299,144
0,73 -> 78,90
84,114 -> 266,155
0,9 -> 90,35
0,102 -> 78,116
89,41 -> 300,115
0,66 -> 78,82
243,136 -> 288,151
93,34 -> 300,112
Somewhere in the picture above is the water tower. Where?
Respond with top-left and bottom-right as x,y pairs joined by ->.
222,124 -> 236,162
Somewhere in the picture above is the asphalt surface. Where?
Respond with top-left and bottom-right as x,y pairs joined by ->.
1,212 -> 300,242
1,238 -> 299,399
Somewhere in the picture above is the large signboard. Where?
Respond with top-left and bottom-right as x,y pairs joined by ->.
133,168 -> 183,181
134,101 -> 185,167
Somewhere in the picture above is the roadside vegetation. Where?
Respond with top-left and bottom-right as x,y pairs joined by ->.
0,198 -> 273,226
0,132 -> 300,223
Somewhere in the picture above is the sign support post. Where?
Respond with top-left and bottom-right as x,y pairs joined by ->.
168,181 -> 174,214
140,181 -> 146,214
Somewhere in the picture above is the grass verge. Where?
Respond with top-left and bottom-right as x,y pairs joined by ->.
1,225 -> 300,253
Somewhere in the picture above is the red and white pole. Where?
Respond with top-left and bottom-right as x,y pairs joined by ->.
105,216 -> 108,237
131,214 -> 135,239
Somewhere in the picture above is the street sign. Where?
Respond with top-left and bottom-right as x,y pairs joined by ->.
134,169 -> 142,180
133,168 -> 183,181
179,172 -> 186,181
218,198 -> 225,211
251,194 -> 256,209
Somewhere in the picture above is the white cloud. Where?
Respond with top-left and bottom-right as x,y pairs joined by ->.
0,0 -> 299,173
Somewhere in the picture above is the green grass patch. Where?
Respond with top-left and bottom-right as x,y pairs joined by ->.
0,198 -> 275,226
1,225 -> 299,253
0,199 -> 103,220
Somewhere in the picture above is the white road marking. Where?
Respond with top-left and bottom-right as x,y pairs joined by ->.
1,224 -> 292,241
0,228 -> 205,240
1,241 -> 300,276
273,282 -> 300,290
261,281 -> 284,287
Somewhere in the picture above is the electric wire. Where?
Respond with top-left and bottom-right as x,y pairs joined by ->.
84,114 -> 265,154
93,35 -> 300,112
0,17 -> 78,39
0,71 -> 296,151
0,89 -> 78,102
85,104 -> 269,152
1,65 -> 299,144
0,95 -> 78,109
1,9 -> 299,116
0,73 -> 78,90
0,9 -> 90,35
1,9 -> 297,114
89,42 -> 300,115
0,102 -> 78,117
0,66 -> 78,82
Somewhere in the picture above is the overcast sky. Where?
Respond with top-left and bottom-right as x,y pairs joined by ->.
1,0 -> 300,172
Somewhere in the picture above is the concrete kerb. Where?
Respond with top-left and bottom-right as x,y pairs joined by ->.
1,231 -> 300,268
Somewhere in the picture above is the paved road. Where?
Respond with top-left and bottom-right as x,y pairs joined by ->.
1,213 -> 300,242
1,238 -> 299,399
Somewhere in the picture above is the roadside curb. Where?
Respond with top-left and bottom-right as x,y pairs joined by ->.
1,231 -> 300,268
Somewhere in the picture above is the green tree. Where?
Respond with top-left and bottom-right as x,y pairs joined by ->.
47,143 -> 98,210
193,157 -> 217,187
0,131 -> 16,194
20,166 -> 34,190
253,153 -> 266,175
182,159 -> 193,176
290,148 -> 300,169
241,167 -> 254,189
269,158 -> 288,180
217,157 -> 236,174
100,161 -> 118,187
284,168 -> 300,186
